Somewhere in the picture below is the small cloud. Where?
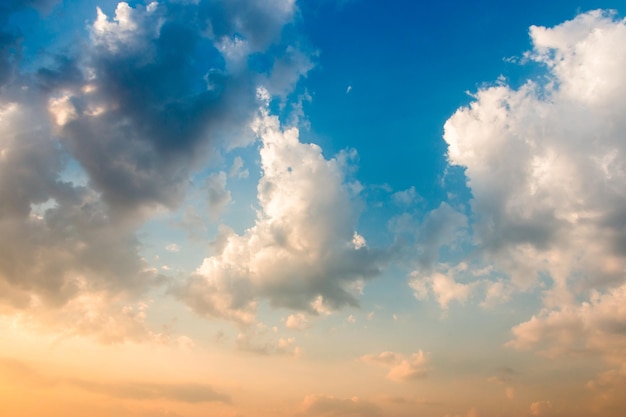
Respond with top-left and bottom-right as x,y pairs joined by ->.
529,400 -> 552,416
229,156 -> 249,179
505,387 -> 515,400
347,314 -> 356,324
346,85 -> 352,94
391,186 -> 419,206
360,350 -> 429,382
165,244 -> 180,253
285,313 -> 310,330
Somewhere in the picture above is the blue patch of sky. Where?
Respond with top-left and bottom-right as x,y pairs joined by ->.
294,0 -> 625,205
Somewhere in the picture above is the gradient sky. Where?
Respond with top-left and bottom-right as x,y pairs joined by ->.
1,1 -> 626,417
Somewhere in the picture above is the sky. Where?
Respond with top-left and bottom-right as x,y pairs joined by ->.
1,1 -> 626,416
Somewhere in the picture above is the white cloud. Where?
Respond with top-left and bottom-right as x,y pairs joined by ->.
176,95 -> 385,324
285,313 -> 310,330
443,10 -> 626,362
409,269 -> 477,310
360,350 -> 428,382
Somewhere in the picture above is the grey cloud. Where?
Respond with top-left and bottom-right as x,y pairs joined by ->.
205,171 -> 231,219
0,94 -> 153,311
45,0 -> 305,215
0,0 -> 311,339
198,0 -> 295,51
415,202 -> 467,271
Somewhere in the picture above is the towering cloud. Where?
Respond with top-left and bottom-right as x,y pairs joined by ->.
176,91 -> 385,324
443,9 -> 626,366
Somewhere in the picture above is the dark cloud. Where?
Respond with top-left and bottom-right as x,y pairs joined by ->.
46,0 -> 306,215
0,0 -> 312,337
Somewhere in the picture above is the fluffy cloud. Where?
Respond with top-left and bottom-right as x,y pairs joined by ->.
0,0 -> 311,342
443,10 -> 626,359
507,285 -> 626,361
55,1 -> 301,214
301,394 -> 380,417
409,261 -> 479,310
176,95 -> 386,324
0,97 -> 154,313
360,350 -> 428,381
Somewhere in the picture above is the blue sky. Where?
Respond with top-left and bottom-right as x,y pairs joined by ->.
2,1 -> 626,417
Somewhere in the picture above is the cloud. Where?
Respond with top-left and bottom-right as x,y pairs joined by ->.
175,93 -> 386,324
409,267 -> 478,310
391,186 -> 418,206
0,97 -> 156,315
235,330 -> 300,357
444,10 -> 626,293
360,350 -> 429,381
285,313 -> 310,330
529,400 -> 552,416
415,203 -> 466,268
205,171 -> 232,220
507,285 -> 626,361
39,0 -> 306,216
586,364 -> 626,413
443,10 -> 626,363
301,394 -> 380,417
0,0 -> 312,341
0,357 -> 230,403
229,156 -> 249,179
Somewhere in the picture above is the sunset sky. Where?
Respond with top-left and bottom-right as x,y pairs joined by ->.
1,1 -> 626,416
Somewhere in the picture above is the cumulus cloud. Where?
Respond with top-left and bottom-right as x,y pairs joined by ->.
56,2 -> 261,214
0,0 -> 311,342
175,95 -> 386,324
507,285 -> 626,361
443,10 -> 626,361
0,97 -> 155,316
301,394 -> 380,417
409,266 -> 478,310
360,350 -> 429,381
